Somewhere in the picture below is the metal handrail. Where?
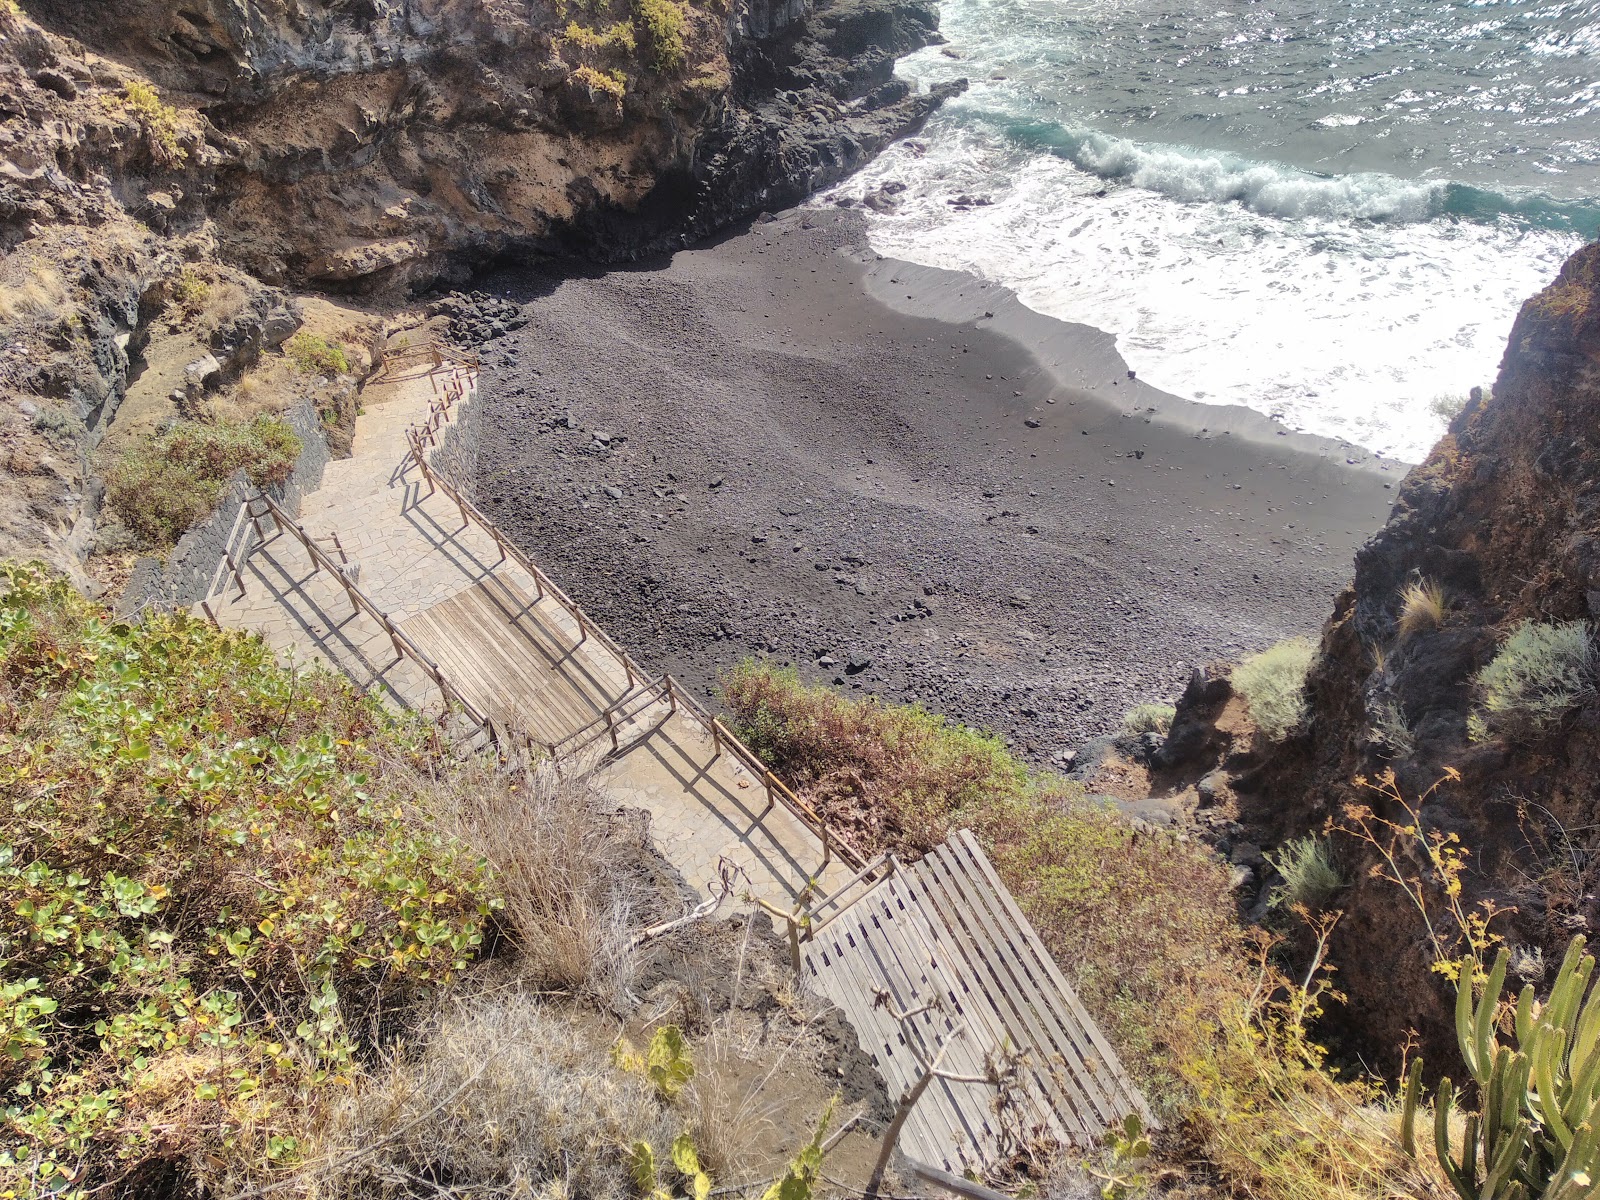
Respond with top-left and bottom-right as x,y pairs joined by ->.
548,673 -> 675,762
405,428 -> 648,691
250,493 -> 497,748
402,360 -> 866,870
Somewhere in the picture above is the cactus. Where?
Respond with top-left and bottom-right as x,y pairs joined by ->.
1400,936 -> 1600,1199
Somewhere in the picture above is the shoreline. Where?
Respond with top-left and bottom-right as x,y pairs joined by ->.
459,208 -> 1403,760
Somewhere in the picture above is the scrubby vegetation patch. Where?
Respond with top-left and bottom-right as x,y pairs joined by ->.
284,332 -> 351,378
105,414 -> 301,546
1122,702 -> 1176,736
632,0 -> 688,70
1471,619 -> 1596,738
0,564 -> 498,1194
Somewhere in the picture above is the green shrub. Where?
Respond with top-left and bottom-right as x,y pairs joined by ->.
565,19 -> 637,52
721,660 -> 1031,857
632,0 -> 687,70
1234,635 -> 1317,742
169,267 -> 211,310
1122,702 -> 1176,736
1473,619 -> 1596,737
285,332 -> 351,377
106,414 -> 302,546
1369,695 -> 1416,759
0,564 -> 500,1194
101,80 -> 184,164
1267,836 -> 1345,910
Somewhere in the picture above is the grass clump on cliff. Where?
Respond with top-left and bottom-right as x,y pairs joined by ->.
1396,577 -> 1447,638
1233,635 -> 1317,742
0,563 -> 500,1195
632,0 -> 688,70
1268,836 -> 1345,910
565,19 -> 638,53
722,661 -> 1443,1199
285,332 -> 351,378
1122,702 -> 1176,736
106,414 -> 301,546
572,65 -> 629,100
1470,619 -> 1597,739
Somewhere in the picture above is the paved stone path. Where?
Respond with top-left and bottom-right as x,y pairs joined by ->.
209,348 -> 847,906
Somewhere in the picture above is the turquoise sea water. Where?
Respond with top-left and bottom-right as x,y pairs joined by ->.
826,0 -> 1600,459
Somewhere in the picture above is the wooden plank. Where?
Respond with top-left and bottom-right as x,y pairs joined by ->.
925,841 -> 1124,1130
401,582 -> 605,743
949,830 -> 1152,1124
478,573 -> 629,705
865,883 -> 999,1167
917,842 -> 1112,1138
808,908 -> 953,1168
401,601 -> 575,738
853,893 -> 977,1172
878,874 -> 1048,1160
900,855 -> 1087,1148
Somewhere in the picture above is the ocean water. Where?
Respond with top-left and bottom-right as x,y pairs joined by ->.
823,0 -> 1600,460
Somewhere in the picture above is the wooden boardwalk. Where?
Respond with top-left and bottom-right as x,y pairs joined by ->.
801,831 -> 1150,1173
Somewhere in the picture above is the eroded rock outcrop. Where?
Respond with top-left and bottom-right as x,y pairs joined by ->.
1251,242 -> 1600,1068
0,0 -> 959,579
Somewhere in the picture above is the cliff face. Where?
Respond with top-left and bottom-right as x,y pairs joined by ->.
0,0 -> 959,580
1253,243 -> 1600,1066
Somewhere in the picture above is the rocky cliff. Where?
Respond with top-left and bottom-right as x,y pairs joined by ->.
0,0 -> 959,580
1237,243 -> 1600,1068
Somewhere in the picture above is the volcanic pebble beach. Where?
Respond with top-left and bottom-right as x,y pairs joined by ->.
463,210 -> 1399,758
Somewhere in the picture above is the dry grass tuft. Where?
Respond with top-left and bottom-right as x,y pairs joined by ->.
0,267 -> 68,326
307,993 -> 673,1200
1396,578 -> 1447,638
430,759 -> 646,1007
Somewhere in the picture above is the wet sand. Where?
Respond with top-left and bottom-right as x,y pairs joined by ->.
457,208 -> 1404,761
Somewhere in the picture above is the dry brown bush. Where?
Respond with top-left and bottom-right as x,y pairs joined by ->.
428,758 -> 647,1007
305,993 -> 673,1200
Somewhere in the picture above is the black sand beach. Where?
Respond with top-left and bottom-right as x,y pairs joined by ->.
459,209 -> 1403,760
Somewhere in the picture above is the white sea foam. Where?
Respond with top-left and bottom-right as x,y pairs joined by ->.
1063,133 -> 1444,222
823,120 -> 1579,461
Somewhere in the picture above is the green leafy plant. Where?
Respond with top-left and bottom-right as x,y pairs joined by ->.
1087,1113 -> 1152,1199
0,563 -> 500,1193
1122,703 -> 1176,736
613,1025 -> 695,1100
1473,620 -> 1596,739
631,1132 -> 714,1200
1234,635 -> 1317,742
105,414 -> 301,545
1400,939 -> 1600,1200
763,1096 -> 834,1200
284,332 -> 351,377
